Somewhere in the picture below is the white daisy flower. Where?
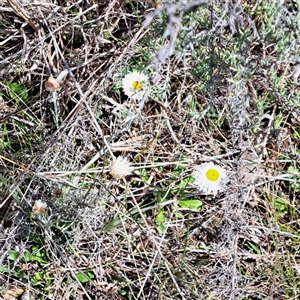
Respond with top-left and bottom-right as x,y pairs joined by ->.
122,71 -> 149,100
32,200 -> 47,215
193,162 -> 228,196
110,156 -> 134,179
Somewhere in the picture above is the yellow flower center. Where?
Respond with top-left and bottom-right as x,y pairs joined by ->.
132,81 -> 142,90
206,169 -> 220,181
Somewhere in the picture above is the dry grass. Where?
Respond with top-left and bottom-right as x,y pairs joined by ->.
0,0 -> 300,299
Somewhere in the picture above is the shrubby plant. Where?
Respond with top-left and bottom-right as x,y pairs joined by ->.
0,0 -> 299,299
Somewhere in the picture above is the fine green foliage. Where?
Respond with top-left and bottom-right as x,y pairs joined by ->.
6,82 -> 28,104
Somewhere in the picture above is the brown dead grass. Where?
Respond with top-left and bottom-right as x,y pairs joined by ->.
0,0 -> 300,299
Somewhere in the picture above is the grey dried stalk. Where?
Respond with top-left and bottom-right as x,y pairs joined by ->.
144,0 -> 210,69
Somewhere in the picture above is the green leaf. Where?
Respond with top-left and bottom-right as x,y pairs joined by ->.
23,250 -> 48,265
273,198 -> 289,215
177,176 -> 194,188
287,166 -> 300,191
155,207 -> 166,234
86,271 -> 95,279
174,211 -> 183,219
76,272 -> 90,283
102,218 -> 121,233
29,233 -> 43,246
7,82 -> 28,103
32,246 -> 47,259
31,271 -> 45,282
1,264 -> 25,279
156,224 -> 165,234
111,275 -> 127,283
0,265 -> 10,273
293,127 -> 300,139
8,250 -> 20,261
23,251 -> 32,261
153,191 -> 162,203
247,241 -> 261,254
155,207 -> 165,224
140,169 -> 149,183
178,199 -> 203,210
171,165 -> 183,176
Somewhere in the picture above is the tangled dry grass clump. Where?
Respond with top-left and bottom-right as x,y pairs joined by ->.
0,0 -> 300,299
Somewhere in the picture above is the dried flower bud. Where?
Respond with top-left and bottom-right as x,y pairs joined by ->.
32,200 -> 47,215
109,156 -> 133,179
45,77 -> 60,92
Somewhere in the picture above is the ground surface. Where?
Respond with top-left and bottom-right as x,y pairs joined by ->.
0,0 -> 300,299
